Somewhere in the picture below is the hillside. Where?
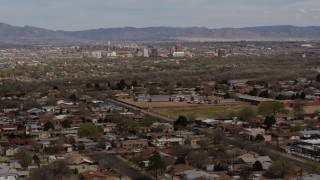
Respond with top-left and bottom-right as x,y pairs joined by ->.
0,22 -> 320,44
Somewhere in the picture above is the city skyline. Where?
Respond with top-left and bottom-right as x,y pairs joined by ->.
0,0 -> 319,31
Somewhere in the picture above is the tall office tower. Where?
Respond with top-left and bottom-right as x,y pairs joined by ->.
175,44 -> 183,52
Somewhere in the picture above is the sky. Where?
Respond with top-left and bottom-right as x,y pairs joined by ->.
0,0 -> 319,31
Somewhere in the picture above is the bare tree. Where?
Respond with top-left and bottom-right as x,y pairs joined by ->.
28,160 -> 71,180
210,129 -> 225,144
292,99 -> 305,119
15,149 -> 32,168
187,150 -> 209,169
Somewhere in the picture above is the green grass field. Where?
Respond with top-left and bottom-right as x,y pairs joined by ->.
153,105 -> 257,119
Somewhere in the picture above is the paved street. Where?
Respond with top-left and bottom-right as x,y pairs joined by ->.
89,154 -> 152,180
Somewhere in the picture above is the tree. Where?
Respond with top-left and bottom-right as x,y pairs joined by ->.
15,149 -> 32,168
276,94 -> 285,100
224,92 -> 231,99
147,85 -> 160,95
147,151 -> 166,180
237,107 -> 256,121
187,150 -> 209,169
258,102 -> 285,116
118,118 -> 140,134
69,94 -> 77,101
253,161 -> 263,171
248,88 -> 259,96
78,122 -> 99,138
316,74 -> 320,82
218,80 -> 229,85
259,90 -> 270,98
28,160 -> 71,180
33,154 -> 40,165
85,82 -> 92,89
94,83 -> 100,91
264,116 -> 276,130
290,123 -> 304,132
68,136 -> 76,145
175,156 -> 186,165
61,119 -> 72,129
211,129 -> 225,144
255,134 -> 265,142
198,137 -> 213,150
174,116 -> 188,129
131,80 -> 138,87
292,99 -> 304,118
173,145 -> 192,159
43,121 -> 55,131
117,79 -> 127,90
265,158 -> 294,179
306,160 -> 320,174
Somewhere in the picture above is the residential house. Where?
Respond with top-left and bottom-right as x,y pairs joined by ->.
237,155 -> 272,170
300,174 -> 320,180
155,138 -> 183,147
299,130 -> 320,139
42,106 -> 60,113
181,170 -> 220,180
29,131 -> 51,140
202,119 -> 221,127
0,126 -> 18,135
69,164 -> 99,174
151,122 -> 174,133
270,132 -> 300,144
0,167 -> 18,180
0,162 -> 29,180
100,123 -> 117,134
171,131 -> 194,138
26,108 -> 45,116
169,164 -> 191,176
5,148 -> 19,157
189,135 -> 205,148
117,139 -> 148,150
26,124 -> 42,133
218,123 -> 244,135
243,128 -> 271,142
79,171 -> 112,180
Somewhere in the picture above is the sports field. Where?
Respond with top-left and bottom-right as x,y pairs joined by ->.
152,105 -> 257,119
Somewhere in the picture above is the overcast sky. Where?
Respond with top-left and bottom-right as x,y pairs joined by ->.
0,0 -> 319,31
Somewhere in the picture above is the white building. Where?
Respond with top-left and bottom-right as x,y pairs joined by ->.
92,51 -> 102,58
173,52 -> 185,57
143,48 -> 149,57
107,52 -> 117,57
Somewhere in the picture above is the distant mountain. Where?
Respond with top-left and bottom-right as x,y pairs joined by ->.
0,23 -> 81,45
59,27 -> 216,41
57,25 -> 320,42
240,25 -> 320,39
1,22 -> 320,45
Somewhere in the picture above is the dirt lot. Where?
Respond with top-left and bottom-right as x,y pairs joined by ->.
117,98 -> 247,109
304,106 -> 320,114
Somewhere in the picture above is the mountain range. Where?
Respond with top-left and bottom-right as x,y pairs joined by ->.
1,22 -> 320,45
